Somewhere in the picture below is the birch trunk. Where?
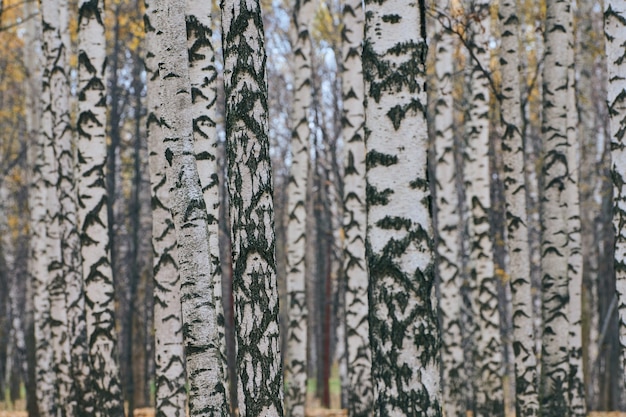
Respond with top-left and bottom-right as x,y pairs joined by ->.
144,1 -> 187,415
498,0 -> 539,415
540,0 -> 574,415
26,2 -> 51,415
434,4 -> 465,416
284,0 -> 315,413
153,0 -> 229,414
566,20 -> 586,414
39,0 -> 73,413
185,0 -> 230,409
464,2 -> 504,415
363,0 -> 441,415
76,0 -> 126,415
341,0 -> 373,412
221,0 -> 284,412
605,0 -> 626,396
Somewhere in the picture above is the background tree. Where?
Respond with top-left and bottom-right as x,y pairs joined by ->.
434,3 -> 466,416
340,0 -> 373,412
606,0 -> 626,399
498,0 -> 539,414
284,0 -> 314,411
540,0 -> 576,415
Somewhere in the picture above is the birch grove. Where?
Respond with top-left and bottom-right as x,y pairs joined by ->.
0,0 -> 623,415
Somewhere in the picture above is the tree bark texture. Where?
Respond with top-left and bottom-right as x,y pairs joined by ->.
540,0 -> 576,415
363,0 -> 442,415
284,0 -> 315,413
221,0 -> 284,412
498,0 -> 539,415
341,0 -> 373,413
605,0 -> 626,399
464,2 -> 504,415
153,0 -> 230,415
144,1 -> 188,415
434,4 -> 465,416
77,0 -> 126,415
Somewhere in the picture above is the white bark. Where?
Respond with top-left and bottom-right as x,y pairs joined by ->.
464,2 -> 504,415
434,4 -> 465,416
498,0 -> 539,415
605,0 -> 626,397
341,0 -> 373,412
77,0 -> 126,414
363,0 -> 441,415
284,0 -> 314,414
185,0 -> 230,409
221,0 -> 284,412
540,0 -> 575,414
153,0 -> 229,414
566,20 -> 585,414
145,1 -> 188,415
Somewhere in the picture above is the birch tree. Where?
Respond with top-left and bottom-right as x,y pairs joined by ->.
144,1 -> 187,415
498,0 -> 539,414
32,1 -> 57,413
566,14 -> 585,413
540,0 -> 575,415
363,0 -> 441,415
221,0 -> 284,411
341,0 -> 373,413
464,1 -> 504,415
284,0 -> 315,413
152,0 -> 229,414
39,0 -> 74,413
185,0 -> 230,407
605,0 -> 626,395
76,0 -> 127,414
434,3 -> 465,416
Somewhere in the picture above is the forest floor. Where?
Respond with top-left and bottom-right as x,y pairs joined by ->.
0,408 -> 625,416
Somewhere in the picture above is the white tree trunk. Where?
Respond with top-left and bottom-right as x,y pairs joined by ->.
144,1 -> 187,415
76,0 -> 126,414
153,0 -> 229,414
464,2 -> 504,415
284,0 -> 315,414
498,0 -> 539,415
363,0 -> 441,415
185,0 -> 231,409
434,4 -> 465,416
25,3 -> 53,416
605,0 -> 626,398
40,0 -> 73,413
221,0 -> 284,412
341,0 -> 373,413
540,0 -> 575,415
566,22 -> 586,415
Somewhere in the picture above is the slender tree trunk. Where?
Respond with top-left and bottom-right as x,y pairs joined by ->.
464,2 -> 504,415
153,0 -> 230,414
76,0 -> 126,415
605,0 -> 626,398
144,2 -> 188,415
25,0 -> 43,413
39,0 -> 73,413
498,1 -> 539,415
340,0 -> 373,412
185,2 -> 231,412
363,0 -> 441,415
565,18 -> 586,414
284,0 -> 315,412
540,1 -> 575,415
434,4 -> 465,416
221,0 -> 284,412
